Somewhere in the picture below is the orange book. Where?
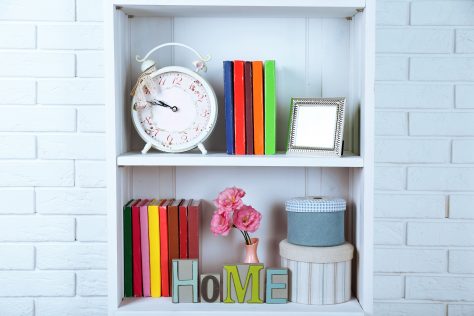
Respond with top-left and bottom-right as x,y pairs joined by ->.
252,61 -> 264,155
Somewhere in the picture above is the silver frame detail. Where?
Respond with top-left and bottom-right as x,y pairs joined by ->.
287,97 -> 346,156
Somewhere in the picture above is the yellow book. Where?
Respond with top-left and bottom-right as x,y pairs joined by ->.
148,199 -> 161,297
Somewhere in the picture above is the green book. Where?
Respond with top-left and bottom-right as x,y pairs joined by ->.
123,199 -> 136,297
264,60 -> 276,155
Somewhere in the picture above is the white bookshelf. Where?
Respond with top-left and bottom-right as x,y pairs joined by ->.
106,0 -> 374,315
117,152 -> 364,167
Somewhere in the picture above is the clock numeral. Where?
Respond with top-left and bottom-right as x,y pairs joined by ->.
167,134 -> 174,145
196,94 -> 206,102
158,77 -> 167,86
146,128 -> 158,138
189,83 -> 196,91
173,76 -> 183,85
201,109 -> 210,118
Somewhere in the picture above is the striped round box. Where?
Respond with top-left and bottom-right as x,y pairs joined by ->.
279,239 -> 353,305
286,197 -> 346,246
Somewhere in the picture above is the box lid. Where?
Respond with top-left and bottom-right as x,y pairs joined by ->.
279,239 -> 353,263
285,196 -> 346,213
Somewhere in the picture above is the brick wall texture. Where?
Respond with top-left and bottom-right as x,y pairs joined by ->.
375,1 -> 474,315
0,0 -> 472,315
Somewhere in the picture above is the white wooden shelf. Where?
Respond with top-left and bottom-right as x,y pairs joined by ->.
114,0 -> 366,18
117,151 -> 363,167
107,0 -> 374,314
118,297 -> 364,316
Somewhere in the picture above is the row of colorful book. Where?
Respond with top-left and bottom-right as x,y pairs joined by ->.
123,199 -> 201,297
223,60 -> 277,155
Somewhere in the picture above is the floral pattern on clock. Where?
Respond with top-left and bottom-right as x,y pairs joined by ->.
134,70 -> 214,151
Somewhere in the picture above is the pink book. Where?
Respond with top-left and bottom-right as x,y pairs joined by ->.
140,199 -> 151,297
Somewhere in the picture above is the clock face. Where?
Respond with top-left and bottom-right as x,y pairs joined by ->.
131,67 -> 217,152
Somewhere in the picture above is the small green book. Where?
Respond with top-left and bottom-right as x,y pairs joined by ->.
123,199 -> 135,297
264,60 -> 276,155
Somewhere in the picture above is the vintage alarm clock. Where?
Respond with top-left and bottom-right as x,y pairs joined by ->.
131,42 -> 218,154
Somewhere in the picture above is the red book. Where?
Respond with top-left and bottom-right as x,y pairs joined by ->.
159,199 -> 172,297
168,199 -> 182,291
233,60 -> 246,155
132,199 -> 146,296
188,199 -> 201,261
244,61 -> 254,155
179,200 -> 191,259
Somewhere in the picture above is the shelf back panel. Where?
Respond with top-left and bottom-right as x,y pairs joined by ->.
125,166 -> 351,272
123,16 -> 360,154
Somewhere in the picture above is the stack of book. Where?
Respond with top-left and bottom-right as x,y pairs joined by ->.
224,60 -> 277,155
123,199 -> 201,298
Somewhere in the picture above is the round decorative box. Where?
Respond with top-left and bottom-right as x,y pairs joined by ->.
285,197 -> 346,247
279,239 -> 353,305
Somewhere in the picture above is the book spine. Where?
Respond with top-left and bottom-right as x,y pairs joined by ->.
132,203 -> 143,296
223,61 -> 235,155
148,203 -> 161,297
179,202 -> 189,259
140,201 -> 151,297
168,202 -> 180,293
159,202 -> 170,297
233,60 -> 246,155
244,61 -> 254,155
264,60 -> 277,155
252,61 -> 265,155
188,201 -> 200,260
123,200 -> 134,297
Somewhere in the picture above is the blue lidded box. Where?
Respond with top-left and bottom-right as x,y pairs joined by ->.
285,197 -> 346,247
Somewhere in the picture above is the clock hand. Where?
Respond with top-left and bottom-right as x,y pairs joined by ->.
150,100 -> 178,112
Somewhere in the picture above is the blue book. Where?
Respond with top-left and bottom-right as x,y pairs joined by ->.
223,61 -> 235,154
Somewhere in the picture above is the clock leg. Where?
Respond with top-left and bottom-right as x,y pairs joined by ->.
197,143 -> 207,155
141,142 -> 152,154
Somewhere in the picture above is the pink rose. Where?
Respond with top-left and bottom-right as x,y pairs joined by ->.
214,187 -> 246,212
233,205 -> 262,233
215,207 -> 228,215
210,211 -> 232,236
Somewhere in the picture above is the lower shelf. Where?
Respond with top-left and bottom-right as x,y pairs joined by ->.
117,297 -> 364,315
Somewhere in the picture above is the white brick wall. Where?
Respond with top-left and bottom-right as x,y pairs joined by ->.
0,1 -> 107,314
0,1 -> 472,315
375,1 -> 474,315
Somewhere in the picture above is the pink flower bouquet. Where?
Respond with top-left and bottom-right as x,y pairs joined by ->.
210,187 -> 262,245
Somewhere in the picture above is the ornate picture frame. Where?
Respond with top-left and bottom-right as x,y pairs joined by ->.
287,97 -> 345,156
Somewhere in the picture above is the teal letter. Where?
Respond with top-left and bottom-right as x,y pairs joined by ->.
172,259 -> 198,303
266,268 -> 288,304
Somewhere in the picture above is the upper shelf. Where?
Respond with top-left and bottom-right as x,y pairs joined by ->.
117,151 -> 363,167
114,0 -> 366,18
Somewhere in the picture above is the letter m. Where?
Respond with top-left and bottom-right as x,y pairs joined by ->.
223,264 -> 264,303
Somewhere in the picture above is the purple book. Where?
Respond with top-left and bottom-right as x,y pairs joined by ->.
244,61 -> 254,155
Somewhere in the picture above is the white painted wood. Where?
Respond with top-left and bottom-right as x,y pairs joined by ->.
107,3 -> 130,311
115,0 -> 365,18
128,16 -> 355,152
113,0 -> 365,7
107,0 -> 374,315
117,152 -> 363,167
118,297 -> 364,315
321,19 -> 352,152
355,2 -> 375,314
